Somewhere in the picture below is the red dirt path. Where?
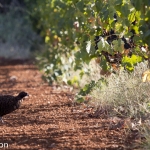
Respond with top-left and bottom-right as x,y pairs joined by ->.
0,60 -> 140,150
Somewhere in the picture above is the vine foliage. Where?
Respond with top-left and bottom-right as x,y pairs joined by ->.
27,0 -> 150,100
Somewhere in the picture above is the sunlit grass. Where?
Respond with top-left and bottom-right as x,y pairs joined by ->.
89,61 -> 150,118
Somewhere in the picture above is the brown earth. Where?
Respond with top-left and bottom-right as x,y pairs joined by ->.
0,59 -> 141,150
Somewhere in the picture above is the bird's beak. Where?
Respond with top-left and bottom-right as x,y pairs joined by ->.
23,94 -> 29,100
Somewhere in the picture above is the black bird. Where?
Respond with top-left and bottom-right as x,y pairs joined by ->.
0,91 -> 29,123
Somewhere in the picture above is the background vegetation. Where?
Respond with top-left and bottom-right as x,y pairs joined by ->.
26,0 -> 150,97
0,0 -> 39,59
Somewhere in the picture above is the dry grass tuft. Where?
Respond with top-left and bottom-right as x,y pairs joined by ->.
90,61 -> 150,119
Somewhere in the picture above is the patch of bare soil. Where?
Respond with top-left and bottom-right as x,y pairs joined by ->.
0,60 -> 141,150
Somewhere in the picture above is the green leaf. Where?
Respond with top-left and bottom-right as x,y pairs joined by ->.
78,80 -> 96,96
79,70 -> 84,78
122,54 -> 143,71
100,56 -> 109,71
132,0 -> 143,11
112,39 -> 124,53
121,4 -> 130,18
76,1 -> 84,12
95,0 -> 102,11
114,0 -> 123,5
128,9 -> 136,23
97,38 -> 111,52
144,30 -> 150,38
76,96 -> 85,103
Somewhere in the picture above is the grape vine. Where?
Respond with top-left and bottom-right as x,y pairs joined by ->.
94,13 -> 146,72
27,0 -> 150,101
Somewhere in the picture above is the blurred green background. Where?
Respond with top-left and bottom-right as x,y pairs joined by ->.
0,0 -> 40,59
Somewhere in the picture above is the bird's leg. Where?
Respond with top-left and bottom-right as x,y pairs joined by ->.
0,117 -> 4,123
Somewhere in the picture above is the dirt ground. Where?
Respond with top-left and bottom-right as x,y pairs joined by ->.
0,59 -> 141,150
